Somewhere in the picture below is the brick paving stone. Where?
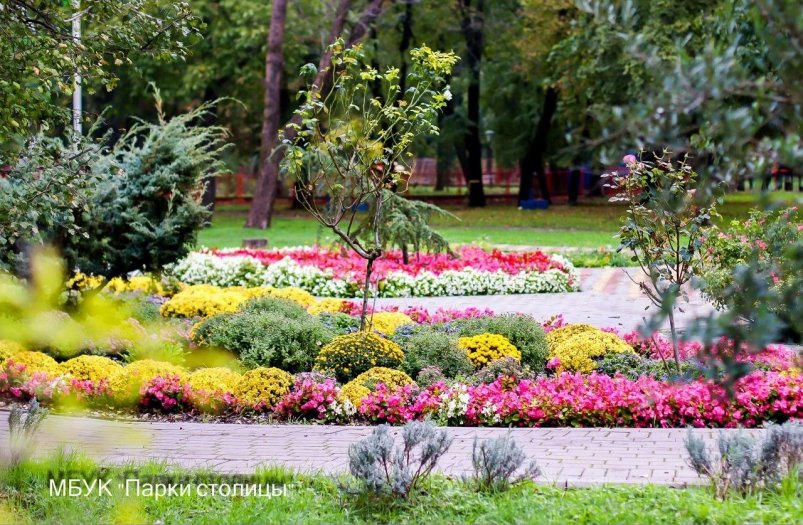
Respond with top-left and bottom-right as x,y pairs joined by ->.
371,267 -> 716,333
0,409 -> 760,486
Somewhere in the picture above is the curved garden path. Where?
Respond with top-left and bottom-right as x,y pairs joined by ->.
373,267 -> 716,332
1,409 -> 761,487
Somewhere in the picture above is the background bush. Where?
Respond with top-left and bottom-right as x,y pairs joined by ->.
192,309 -> 333,373
242,296 -> 308,318
394,326 -> 473,380
456,315 -> 549,371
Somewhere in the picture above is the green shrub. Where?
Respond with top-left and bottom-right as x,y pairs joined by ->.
394,327 -> 473,379
470,357 -> 536,385
595,352 -> 703,380
115,294 -> 162,323
456,314 -> 549,371
241,296 -> 308,318
318,312 -> 361,335
192,310 -> 333,373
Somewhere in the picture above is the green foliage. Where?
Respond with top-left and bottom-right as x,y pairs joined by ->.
470,357 -> 536,385
594,352 -> 701,381
62,91 -> 230,277
318,312 -> 361,335
241,296 -> 308,318
608,153 -> 723,365
0,134 -> 103,272
192,309 -> 333,373
394,327 -> 473,380
456,314 -> 549,371
0,0 -> 201,148
356,191 -> 455,261
3,453 -> 802,524
702,207 -> 802,342
282,40 -> 457,328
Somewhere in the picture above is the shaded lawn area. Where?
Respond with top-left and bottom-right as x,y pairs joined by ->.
198,192 -> 801,249
2,455 -> 801,525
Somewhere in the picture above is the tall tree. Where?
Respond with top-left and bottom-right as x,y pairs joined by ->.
518,86 -> 558,203
456,0 -> 486,207
245,0 -> 388,228
246,0 -> 289,229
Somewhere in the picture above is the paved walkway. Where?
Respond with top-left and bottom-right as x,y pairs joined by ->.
1,409 -> 756,487
374,267 -> 716,333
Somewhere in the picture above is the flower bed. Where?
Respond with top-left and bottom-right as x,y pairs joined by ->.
168,246 -> 580,297
2,357 -> 799,428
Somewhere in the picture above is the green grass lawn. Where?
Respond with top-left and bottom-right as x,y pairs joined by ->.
198,191 -> 801,250
3,454 -> 801,524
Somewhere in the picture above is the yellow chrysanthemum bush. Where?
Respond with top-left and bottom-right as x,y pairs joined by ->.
106,359 -> 187,406
546,324 -> 634,373
367,312 -> 415,335
104,275 -> 170,296
159,285 -> 271,318
458,333 -> 521,369
66,273 -> 106,290
59,355 -> 122,383
314,331 -> 405,383
187,367 -> 242,413
232,367 -> 294,410
2,351 -> 61,379
265,287 -> 316,307
307,298 -> 348,315
339,367 -> 415,408
0,340 -> 25,361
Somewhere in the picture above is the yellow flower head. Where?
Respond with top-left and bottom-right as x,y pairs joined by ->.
458,333 -> 521,369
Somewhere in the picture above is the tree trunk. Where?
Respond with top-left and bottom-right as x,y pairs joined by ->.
398,1 -> 414,96
518,86 -> 557,204
245,0 -> 288,229
360,257 -> 376,331
245,0 -> 387,226
458,0 -> 485,207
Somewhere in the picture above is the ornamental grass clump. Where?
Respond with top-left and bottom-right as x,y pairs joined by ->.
458,334 -> 521,369
471,433 -> 542,492
232,367 -> 293,410
340,367 -> 415,408
314,332 -> 404,383
59,355 -> 122,383
547,324 -> 634,373
347,420 -> 453,499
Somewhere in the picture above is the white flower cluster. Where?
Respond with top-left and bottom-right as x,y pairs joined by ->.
432,384 -> 470,425
380,267 -> 579,297
168,251 -> 580,297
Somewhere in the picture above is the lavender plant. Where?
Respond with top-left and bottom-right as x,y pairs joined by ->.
471,433 -> 542,492
8,399 -> 48,466
685,422 -> 803,499
347,420 -> 452,499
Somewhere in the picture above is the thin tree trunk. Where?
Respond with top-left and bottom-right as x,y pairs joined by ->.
458,0 -> 485,207
398,1 -> 414,96
246,0 -> 289,229
518,86 -> 557,204
667,309 -> 681,371
360,257 -> 376,330
246,0 -> 387,227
